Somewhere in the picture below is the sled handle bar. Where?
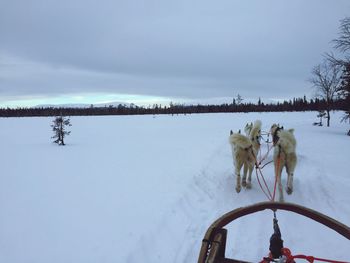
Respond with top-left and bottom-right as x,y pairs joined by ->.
198,201 -> 350,263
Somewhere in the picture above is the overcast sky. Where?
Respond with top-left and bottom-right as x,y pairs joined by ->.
0,0 -> 349,107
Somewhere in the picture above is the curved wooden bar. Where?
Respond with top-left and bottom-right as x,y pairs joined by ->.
198,202 -> 350,263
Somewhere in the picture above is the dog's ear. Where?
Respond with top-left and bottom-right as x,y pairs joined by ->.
230,130 -> 233,135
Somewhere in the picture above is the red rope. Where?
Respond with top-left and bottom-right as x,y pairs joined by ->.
260,254 -> 349,263
291,254 -> 350,263
254,159 -> 277,202
271,168 -> 278,201
260,160 -> 274,169
254,138 -> 278,202
256,167 -> 273,200
258,141 -> 273,165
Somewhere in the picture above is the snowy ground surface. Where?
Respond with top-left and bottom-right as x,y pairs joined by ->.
0,111 -> 349,263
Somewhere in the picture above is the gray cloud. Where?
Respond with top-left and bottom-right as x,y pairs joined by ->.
1,0 -> 349,105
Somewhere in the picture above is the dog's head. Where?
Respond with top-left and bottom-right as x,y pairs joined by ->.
249,120 -> 262,146
270,124 -> 284,145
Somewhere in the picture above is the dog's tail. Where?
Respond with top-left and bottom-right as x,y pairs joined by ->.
254,119 -> 262,128
229,133 -> 252,149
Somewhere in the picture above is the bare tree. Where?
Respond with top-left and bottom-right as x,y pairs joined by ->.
326,17 -> 350,136
331,17 -> 350,134
333,17 -> 350,53
51,115 -> 72,145
339,63 -> 350,130
309,61 -> 342,127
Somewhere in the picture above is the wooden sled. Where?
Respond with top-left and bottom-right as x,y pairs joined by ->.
197,202 -> 350,263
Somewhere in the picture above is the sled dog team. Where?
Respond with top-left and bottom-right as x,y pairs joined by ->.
229,120 -> 297,202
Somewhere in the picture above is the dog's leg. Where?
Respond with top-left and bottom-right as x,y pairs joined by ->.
235,161 -> 243,193
285,153 -> 297,195
242,163 -> 248,187
246,164 -> 253,189
236,175 -> 241,193
286,173 -> 294,195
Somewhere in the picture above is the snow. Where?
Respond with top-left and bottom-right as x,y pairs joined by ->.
0,111 -> 349,262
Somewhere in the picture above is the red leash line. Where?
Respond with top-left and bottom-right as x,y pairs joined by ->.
254,159 -> 275,201
256,167 -> 273,201
291,254 -> 350,263
271,171 -> 278,202
254,139 -> 277,202
260,160 -> 274,169
258,141 -> 273,165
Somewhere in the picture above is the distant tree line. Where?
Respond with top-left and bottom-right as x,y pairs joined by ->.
0,96 -> 347,117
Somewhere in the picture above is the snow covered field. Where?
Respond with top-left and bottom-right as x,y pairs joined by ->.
0,111 -> 349,262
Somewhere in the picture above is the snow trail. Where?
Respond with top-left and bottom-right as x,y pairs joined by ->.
128,112 -> 350,262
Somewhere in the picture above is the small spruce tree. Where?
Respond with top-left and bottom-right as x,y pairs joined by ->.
236,94 -> 243,105
51,115 -> 71,145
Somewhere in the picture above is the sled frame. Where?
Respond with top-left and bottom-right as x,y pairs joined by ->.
198,201 -> 350,263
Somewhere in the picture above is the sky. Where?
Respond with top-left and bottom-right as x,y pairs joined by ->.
0,0 -> 349,108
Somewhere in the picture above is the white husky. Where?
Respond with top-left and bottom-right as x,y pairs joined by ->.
270,124 -> 297,202
229,120 -> 262,193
